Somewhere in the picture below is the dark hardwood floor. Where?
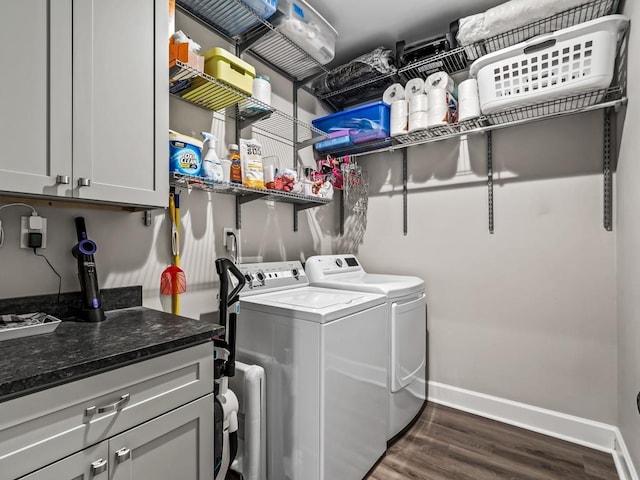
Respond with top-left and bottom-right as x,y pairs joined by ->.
366,403 -> 618,480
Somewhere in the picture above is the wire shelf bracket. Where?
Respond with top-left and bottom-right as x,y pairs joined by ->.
603,107 -> 614,232
487,131 -> 494,235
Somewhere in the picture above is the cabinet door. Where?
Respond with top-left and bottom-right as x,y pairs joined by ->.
109,394 -> 213,480
73,0 -> 168,208
20,441 -> 109,480
0,0 -> 72,198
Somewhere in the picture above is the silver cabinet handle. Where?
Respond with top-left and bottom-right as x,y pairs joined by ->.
78,177 -> 91,187
91,458 -> 108,475
56,175 -> 70,184
85,393 -> 130,417
115,447 -> 131,463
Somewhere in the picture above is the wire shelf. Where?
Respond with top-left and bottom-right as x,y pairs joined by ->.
392,117 -> 488,145
485,87 -> 623,125
176,0 -> 329,81
170,172 -> 332,206
313,0 -> 618,109
170,62 -> 325,146
329,87 -> 625,158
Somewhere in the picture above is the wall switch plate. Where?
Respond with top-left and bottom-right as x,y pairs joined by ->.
20,216 -> 47,249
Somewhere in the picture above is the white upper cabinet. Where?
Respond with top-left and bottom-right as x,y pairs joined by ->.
73,0 -> 168,207
0,0 -> 72,198
0,0 -> 168,208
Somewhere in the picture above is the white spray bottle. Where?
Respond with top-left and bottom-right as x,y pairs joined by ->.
202,132 -> 223,182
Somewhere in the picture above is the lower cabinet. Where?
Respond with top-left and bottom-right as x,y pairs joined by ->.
1,343 -> 215,480
110,394 -> 213,480
20,394 -> 214,480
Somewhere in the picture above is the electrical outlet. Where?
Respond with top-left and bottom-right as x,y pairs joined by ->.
20,216 -> 47,249
222,227 -> 235,249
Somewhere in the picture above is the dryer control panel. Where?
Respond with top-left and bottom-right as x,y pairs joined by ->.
305,255 -> 365,280
237,261 -> 308,296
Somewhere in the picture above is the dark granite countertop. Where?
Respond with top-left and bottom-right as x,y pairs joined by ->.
0,306 -> 224,403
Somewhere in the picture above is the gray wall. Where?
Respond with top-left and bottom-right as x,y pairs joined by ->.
0,5 -> 626,433
617,0 -> 640,470
355,111 -> 618,424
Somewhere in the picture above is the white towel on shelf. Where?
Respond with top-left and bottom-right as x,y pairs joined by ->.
457,0 -> 602,46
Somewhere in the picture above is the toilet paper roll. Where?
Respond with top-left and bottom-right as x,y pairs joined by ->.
425,72 -> 456,96
405,78 -> 425,99
383,83 -> 405,105
390,99 -> 408,117
427,88 -> 457,128
409,94 -> 428,114
458,79 -> 481,121
408,111 -> 429,132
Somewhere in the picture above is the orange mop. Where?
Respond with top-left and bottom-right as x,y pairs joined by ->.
161,192 -> 186,314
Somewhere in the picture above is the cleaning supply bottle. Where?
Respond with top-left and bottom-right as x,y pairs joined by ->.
201,132 -> 223,182
229,144 -> 242,184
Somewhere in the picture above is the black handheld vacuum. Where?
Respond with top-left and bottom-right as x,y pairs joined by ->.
214,258 -> 246,480
71,217 -> 106,322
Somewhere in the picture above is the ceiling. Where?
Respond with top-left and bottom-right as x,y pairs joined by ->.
310,0 -> 506,67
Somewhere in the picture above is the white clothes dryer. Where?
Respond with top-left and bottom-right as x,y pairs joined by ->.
305,255 -> 427,441
236,261 -> 388,480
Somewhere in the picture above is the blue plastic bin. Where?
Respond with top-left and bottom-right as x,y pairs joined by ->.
315,130 -> 355,153
312,101 -> 391,152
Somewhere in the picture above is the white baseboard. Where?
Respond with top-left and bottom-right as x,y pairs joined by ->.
427,381 -> 638,478
614,428 -> 639,480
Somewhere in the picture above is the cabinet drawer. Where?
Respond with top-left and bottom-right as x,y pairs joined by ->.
0,342 -> 213,480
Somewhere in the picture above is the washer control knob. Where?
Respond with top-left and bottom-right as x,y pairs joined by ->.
256,271 -> 265,285
292,268 -> 299,279
335,258 -> 343,267
244,274 -> 252,283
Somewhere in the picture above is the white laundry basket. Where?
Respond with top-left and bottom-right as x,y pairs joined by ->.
469,15 -> 628,115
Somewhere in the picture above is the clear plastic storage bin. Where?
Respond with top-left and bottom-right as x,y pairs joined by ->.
272,0 -> 338,65
469,15 -> 628,115
178,0 -> 277,37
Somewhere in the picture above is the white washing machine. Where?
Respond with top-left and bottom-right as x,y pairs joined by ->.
305,255 -> 427,441
236,261 -> 388,480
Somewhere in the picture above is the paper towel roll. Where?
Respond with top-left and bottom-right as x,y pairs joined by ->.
390,100 -> 409,136
383,83 -> 405,105
409,94 -> 428,114
405,78 -> 425,99
458,79 -> 481,121
427,88 -> 457,128
391,99 -> 409,117
425,72 -> 456,97
458,78 -> 479,99
409,111 -> 428,132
